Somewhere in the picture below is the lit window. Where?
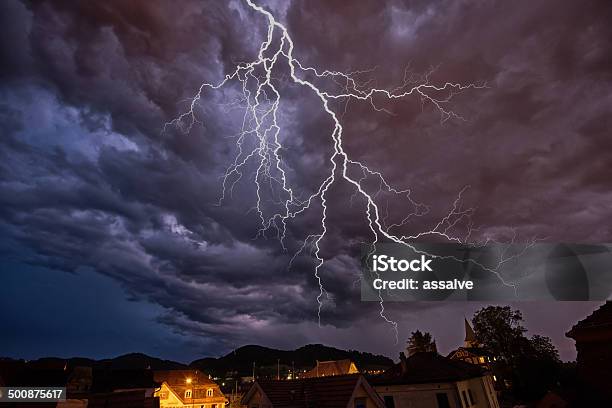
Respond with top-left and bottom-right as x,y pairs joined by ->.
185,390 -> 192,398
207,388 -> 213,397
478,357 -> 485,363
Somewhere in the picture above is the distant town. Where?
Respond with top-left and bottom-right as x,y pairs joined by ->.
1,303 -> 610,408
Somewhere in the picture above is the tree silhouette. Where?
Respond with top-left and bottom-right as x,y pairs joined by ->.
472,305 -> 561,400
406,330 -> 437,356
472,305 -> 526,363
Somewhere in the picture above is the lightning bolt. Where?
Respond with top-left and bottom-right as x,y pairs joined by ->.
166,0 -> 522,342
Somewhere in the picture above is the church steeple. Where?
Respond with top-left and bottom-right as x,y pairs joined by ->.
464,318 -> 478,348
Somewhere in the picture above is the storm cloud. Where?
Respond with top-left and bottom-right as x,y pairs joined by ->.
0,0 -> 610,360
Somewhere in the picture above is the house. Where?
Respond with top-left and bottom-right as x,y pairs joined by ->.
565,301 -> 612,405
448,319 -> 493,367
241,374 -> 385,408
371,352 -> 499,408
447,320 -> 503,390
154,370 -> 227,408
302,359 -> 359,378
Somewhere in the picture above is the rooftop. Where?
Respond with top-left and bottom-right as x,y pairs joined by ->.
153,370 -> 224,402
248,374 -> 376,408
153,369 -> 216,386
447,346 -> 491,358
372,352 -> 485,385
566,301 -> 612,338
302,359 -> 357,378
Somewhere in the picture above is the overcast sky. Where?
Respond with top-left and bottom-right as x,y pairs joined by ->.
0,0 -> 610,363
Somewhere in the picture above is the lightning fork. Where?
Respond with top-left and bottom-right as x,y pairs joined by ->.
167,0 -> 501,340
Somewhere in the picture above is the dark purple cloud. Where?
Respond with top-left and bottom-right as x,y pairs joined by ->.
0,0 -> 609,361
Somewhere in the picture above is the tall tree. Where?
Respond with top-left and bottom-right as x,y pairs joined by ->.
472,305 -> 527,363
406,330 -> 437,356
528,334 -> 560,362
472,306 -> 562,400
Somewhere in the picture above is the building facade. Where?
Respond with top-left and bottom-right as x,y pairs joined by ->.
447,319 -> 504,391
154,370 -> 227,408
566,301 -> 612,405
372,352 -> 499,408
447,319 -> 493,368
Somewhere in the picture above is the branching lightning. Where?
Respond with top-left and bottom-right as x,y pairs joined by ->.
166,0 -> 528,341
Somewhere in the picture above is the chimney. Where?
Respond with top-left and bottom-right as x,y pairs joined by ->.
399,352 -> 407,374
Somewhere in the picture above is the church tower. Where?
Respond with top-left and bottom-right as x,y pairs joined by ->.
464,318 -> 479,348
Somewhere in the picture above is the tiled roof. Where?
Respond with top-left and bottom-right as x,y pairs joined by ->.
447,346 -> 491,358
372,352 -> 484,385
303,359 -> 356,378
566,301 -> 612,338
154,370 -> 224,402
153,370 -> 216,386
253,374 -> 370,408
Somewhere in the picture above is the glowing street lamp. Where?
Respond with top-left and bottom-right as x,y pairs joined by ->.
186,377 -> 194,408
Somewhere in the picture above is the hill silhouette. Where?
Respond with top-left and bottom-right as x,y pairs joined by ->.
189,344 -> 393,377
1,345 -> 393,378
1,353 -> 187,371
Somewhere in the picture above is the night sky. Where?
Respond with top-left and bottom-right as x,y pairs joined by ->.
1,0 -> 610,363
